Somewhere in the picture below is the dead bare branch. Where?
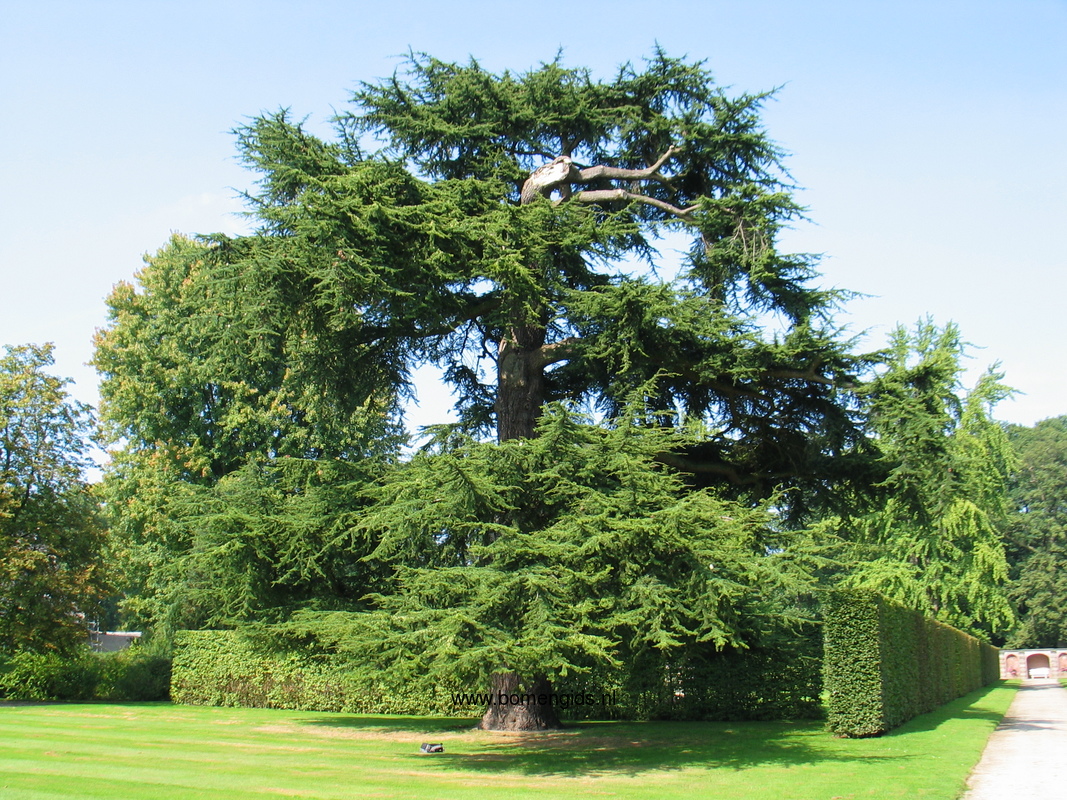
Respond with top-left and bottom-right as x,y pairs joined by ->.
567,188 -> 699,220
575,146 -> 679,186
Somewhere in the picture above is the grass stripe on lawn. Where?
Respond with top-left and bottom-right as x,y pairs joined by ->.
0,683 -> 1014,800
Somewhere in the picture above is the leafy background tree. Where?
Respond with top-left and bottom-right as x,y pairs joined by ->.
0,343 -> 108,654
92,234 -> 400,634
1003,416 -> 1067,647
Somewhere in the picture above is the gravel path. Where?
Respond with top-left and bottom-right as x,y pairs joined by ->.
961,679 -> 1067,799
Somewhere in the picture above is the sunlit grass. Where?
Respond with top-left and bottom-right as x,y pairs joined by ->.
0,683 -> 1013,799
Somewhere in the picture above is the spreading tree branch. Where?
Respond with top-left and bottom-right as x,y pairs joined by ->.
521,147 -> 683,207
566,189 -> 699,220
356,294 -> 501,345
574,146 -> 679,186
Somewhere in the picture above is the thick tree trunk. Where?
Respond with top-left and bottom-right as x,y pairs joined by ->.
479,672 -> 562,731
495,321 -> 546,442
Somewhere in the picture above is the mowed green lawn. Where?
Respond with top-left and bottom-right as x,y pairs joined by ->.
0,684 -> 1014,800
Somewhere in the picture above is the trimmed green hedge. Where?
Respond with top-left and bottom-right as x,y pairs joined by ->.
171,630 -> 457,715
553,626 -> 823,722
0,649 -> 171,701
823,591 -> 1000,737
172,628 -> 822,721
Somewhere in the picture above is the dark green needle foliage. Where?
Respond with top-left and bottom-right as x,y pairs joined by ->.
93,50 -> 875,640
219,48 -> 869,489
279,405 -> 827,708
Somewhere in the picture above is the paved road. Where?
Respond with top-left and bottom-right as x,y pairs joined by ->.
962,679 -> 1067,799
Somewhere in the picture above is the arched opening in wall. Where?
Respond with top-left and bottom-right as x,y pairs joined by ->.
1005,654 -> 1019,677
1027,652 -> 1051,678
1059,653 -> 1067,674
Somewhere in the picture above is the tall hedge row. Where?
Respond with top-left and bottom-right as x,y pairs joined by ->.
171,628 -> 823,721
823,591 -> 1000,737
555,627 -> 823,722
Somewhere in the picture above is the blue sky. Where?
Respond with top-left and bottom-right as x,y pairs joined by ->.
2,0 -> 1064,441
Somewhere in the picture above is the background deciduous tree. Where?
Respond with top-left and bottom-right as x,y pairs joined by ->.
1004,415 -> 1067,647
92,235 -> 399,633
0,343 -> 108,654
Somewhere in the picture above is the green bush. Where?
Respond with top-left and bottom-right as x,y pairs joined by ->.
97,650 -> 172,700
0,648 -> 171,702
171,630 -> 456,715
0,651 -> 99,700
823,591 -> 999,737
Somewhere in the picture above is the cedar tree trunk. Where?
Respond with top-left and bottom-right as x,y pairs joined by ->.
495,320 -> 546,442
479,672 -> 562,731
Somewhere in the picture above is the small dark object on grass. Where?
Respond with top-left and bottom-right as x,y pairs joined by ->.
420,743 -> 444,754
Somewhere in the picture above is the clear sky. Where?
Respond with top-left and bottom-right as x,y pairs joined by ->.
2,0 -> 1064,442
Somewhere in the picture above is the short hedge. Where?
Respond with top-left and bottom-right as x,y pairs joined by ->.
823,590 -> 1000,737
171,629 -> 456,715
0,648 -> 171,702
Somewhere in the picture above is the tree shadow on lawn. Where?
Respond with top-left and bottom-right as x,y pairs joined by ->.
295,685 -> 1010,778
299,716 -> 905,777
301,714 -> 480,734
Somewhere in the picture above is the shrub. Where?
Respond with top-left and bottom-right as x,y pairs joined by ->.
0,648 -> 171,702
97,649 -> 172,700
0,651 -> 99,700
171,630 -> 454,715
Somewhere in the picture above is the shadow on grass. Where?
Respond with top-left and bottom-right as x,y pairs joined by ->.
301,714 -> 480,734
299,715 -> 905,777
293,683 -> 1010,777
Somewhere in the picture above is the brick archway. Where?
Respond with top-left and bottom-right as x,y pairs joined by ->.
1027,652 -> 1051,678
999,649 -> 1063,679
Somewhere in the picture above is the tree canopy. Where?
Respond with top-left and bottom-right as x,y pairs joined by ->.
184,50 -> 867,495
0,343 -> 108,654
1004,416 -> 1067,647
91,50 -> 1022,728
